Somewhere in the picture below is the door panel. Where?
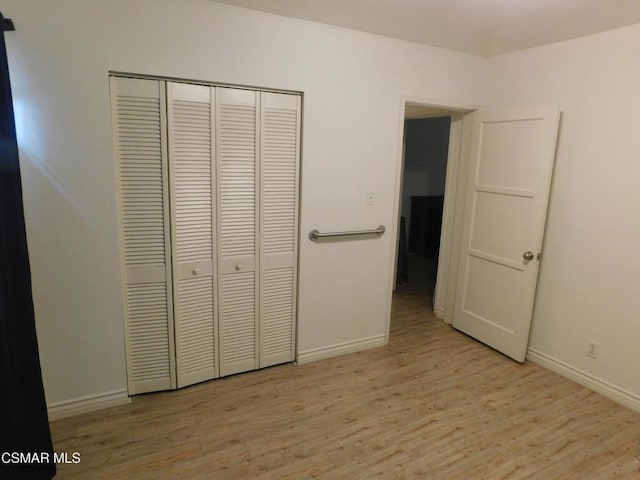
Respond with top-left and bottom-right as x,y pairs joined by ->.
111,76 -> 176,394
216,87 -> 259,376
476,119 -> 545,189
259,92 -> 300,368
167,82 -> 217,387
220,270 -> 257,374
452,107 -> 559,362
470,192 -> 533,264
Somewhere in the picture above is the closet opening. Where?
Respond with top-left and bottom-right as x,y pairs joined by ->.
110,74 -> 302,396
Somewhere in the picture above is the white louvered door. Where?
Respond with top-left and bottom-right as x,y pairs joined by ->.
216,88 -> 260,377
113,77 -> 301,394
110,77 -> 176,395
167,82 -> 218,387
259,92 -> 300,367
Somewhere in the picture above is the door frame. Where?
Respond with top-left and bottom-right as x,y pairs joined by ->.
385,96 -> 478,342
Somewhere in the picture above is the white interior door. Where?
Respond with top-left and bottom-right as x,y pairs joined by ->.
113,76 -> 301,392
452,107 -> 559,362
167,82 -> 218,387
110,76 -> 176,394
259,92 -> 300,368
216,87 -> 259,376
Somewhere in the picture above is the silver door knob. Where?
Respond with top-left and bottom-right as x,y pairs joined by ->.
522,251 -> 535,261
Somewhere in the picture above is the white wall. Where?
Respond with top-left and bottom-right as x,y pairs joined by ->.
488,24 -> 640,402
4,0 -> 486,406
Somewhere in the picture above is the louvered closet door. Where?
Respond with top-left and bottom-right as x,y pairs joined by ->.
216,88 -> 259,376
259,92 -> 301,367
167,82 -> 218,387
110,77 -> 176,395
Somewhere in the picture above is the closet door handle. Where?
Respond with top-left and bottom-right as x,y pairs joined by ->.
192,268 -> 200,276
235,264 -> 242,271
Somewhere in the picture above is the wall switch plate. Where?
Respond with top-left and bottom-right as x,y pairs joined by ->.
366,191 -> 375,205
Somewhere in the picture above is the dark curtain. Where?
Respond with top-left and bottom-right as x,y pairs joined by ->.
0,13 -> 56,480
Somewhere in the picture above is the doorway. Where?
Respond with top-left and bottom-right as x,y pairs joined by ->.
389,101 -> 475,338
393,106 -> 452,333
397,115 -> 450,296
388,101 -> 559,363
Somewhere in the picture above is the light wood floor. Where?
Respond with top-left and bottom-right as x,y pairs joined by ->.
50,283 -> 640,479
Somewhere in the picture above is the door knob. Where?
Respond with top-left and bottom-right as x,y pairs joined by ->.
192,268 -> 200,276
522,251 -> 535,261
235,264 -> 242,271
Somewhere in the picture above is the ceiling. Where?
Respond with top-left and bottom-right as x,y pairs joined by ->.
214,0 -> 640,57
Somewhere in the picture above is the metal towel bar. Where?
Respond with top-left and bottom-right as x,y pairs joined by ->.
309,225 -> 385,241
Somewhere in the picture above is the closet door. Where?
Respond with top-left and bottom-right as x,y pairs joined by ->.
110,77 -> 176,395
167,82 -> 218,387
216,88 -> 259,376
259,92 -> 301,367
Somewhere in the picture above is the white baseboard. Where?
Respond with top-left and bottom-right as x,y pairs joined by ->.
527,348 -> 640,414
434,306 -> 445,320
47,389 -> 130,420
297,335 -> 387,365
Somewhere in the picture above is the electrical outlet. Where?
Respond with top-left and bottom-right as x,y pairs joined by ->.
586,341 -> 599,359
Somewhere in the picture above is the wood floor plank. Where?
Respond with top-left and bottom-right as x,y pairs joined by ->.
49,285 -> 640,478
